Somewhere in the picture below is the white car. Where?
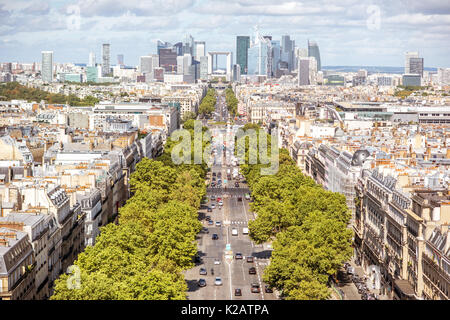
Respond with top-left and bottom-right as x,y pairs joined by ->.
211,204 -> 216,209
231,228 -> 238,236
214,259 -> 221,265
218,201 -> 223,206
242,227 -> 249,235
214,277 -> 223,286
215,221 -> 222,227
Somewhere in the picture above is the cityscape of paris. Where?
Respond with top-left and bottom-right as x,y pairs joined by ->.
0,0 -> 449,314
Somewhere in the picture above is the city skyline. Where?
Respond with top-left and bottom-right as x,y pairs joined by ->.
0,0 -> 449,67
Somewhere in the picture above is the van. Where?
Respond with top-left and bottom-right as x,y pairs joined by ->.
242,227 -> 249,235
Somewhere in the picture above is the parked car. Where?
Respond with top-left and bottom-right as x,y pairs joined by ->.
208,220 -> 214,225
214,277 -> 223,286
234,288 -> 242,296
210,196 -> 216,201
235,182 -> 239,187
235,253 -> 243,259
215,221 -> 222,227
198,279 -> 206,287
207,207 -> 212,212
347,266 -> 355,275
205,216 -> 211,221
218,201 -> 223,206
202,227 -> 209,234
265,285 -> 273,293
212,234 -> 219,240
231,228 -> 238,236
246,256 -> 254,263
214,259 -> 221,265
242,227 -> 249,235
251,283 -> 260,293
199,268 -> 207,275
249,267 -> 257,275
211,204 -> 216,209
245,193 -> 250,200
237,197 -> 242,202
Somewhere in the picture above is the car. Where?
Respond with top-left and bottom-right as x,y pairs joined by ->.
237,197 -> 242,202
264,285 -> 273,293
214,277 -> 223,286
208,220 -> 214,225
205,215 -> 211,221
212,234 -> 219,240
246,256 -> 254,263
214,259 -> 221,265
249,267 -> 257,274
215,221 -> 222,227
217,197 -> 222,202
235,253 -> 243,259
210,195 -> 216,201
194,255 -> 202,263
234,288 -> 242,296
218,201 -> 223,206
199,268 -> 207,275
198,279 -> 206,287
242,227 -> 249,235
212,177 -> 216,181
251,283 -> 260,293
211,204 -> 216,209
210,182 -> 216,187
231,228 -> 238,236
347,266 -> 355,275
217,172 -> 222,177
235,182 -> 239,187
212,172 -> 216,177
245,194 -> 250,200
202,227 -> 209,234
207,207 -> 212,212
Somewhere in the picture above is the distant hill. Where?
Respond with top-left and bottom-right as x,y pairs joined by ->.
322,66 -> 437,74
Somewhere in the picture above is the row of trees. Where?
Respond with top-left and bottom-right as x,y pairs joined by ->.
225,87 -> 238,116
0,82 -> 99,106
51,120 -> 209,299
198,88 -> 216,117
239,124 -> 353,300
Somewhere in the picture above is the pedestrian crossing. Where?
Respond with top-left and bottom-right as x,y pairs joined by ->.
230,220 -> 248,225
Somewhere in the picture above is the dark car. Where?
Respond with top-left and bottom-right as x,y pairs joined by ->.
202,227 -> 209,234
218,172 -> 222,177
199,268 -> 207,275
198,279 -> 206,287
212,172 -> 216,177
249,267 -> 257,275
246,256 -> 254,263
207,207 -> 212,212
235,182 -> 239,187
237,197 -> 242,202
194,255 -> 202,264
265,285 -> 273,293
212,234 -> 219,240
211,182 -> 216,187
235,253 -> 243,259
251,283 -> 260,293
235,288 -> 242,296
212,177 -> 216,181
205,216 -> 211,221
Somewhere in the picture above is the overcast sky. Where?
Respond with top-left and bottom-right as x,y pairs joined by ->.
0,0 -> 449,67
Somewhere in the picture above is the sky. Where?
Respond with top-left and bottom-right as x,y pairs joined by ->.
0,0 -> 449,67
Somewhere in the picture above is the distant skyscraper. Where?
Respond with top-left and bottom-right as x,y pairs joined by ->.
409,57 -> 424,77
271,40 -> 281,76
405,51 -> 419,74
298,58 -> 310,86
86,66 -> 98,83
88,52 -> 96,67
233,64 -> 241,82
199,56 -> 208,80
101,43 -> 110,76
247,28 -> 270,76
117,54 -> 124,66
41,51 -> 53,83
159,48 -> 177,72
194,41 -> 206,61
183,35 -> 194,56
281,35 -> 295,72
140,56 -> 153,74
308,40 -> 321,71
173,42 -> 183,56
157,40 -> 172,55
236,36 -> 250,75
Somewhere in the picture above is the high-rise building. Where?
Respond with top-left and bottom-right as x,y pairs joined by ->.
298,58 -> 310,86
236,36 -> 250,75
157,40 -> 172,55
101,43 -> 110,76
159,48 -> 177,73
247,29 -> 270,76
41,51 -> 53,83
308,40 -> 321,71
194,41 -> 206,61
233,64 -> 241,82
409,57 -> 424,77
271,40 -> 281,77
86,66 -> 98,83
173,42 -> 183,56
402,74 -> 421,86
281,35 -> 295,72
88,52 -> 96,67
183,35 -> 194,56
200,56 -> 208,80
405,51 -> 419,74
117,54 -> 124,66
140,56 -> 153,74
